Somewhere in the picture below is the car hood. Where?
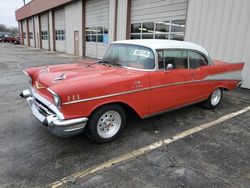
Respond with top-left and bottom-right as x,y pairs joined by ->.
35,63 -> 130,88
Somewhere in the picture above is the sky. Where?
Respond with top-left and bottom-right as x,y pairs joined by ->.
0,0 -> 32,28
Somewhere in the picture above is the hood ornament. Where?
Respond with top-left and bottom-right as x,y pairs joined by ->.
54,73 -> 66,82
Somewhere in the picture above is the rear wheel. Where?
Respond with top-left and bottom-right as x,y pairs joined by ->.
203,88 -> 223,109
86,104 -> 126,143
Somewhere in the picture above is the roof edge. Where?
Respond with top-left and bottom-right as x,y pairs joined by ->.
15,0 -> 74,21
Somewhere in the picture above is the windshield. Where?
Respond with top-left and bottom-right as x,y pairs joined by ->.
101,44 -> 155,70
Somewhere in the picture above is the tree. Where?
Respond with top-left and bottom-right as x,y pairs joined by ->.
0,24 -> 8,32
0,24 -> 19,37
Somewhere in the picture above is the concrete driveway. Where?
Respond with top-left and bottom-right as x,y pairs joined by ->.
0,43 -> 250,188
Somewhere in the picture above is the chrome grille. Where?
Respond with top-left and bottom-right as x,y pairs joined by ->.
34,99 -> 55,116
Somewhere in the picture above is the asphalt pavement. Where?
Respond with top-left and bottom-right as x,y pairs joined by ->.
0,43 -> 250,188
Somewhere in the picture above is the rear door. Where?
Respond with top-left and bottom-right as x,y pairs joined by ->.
150,49 -> 196,114
188,50 -> 214,99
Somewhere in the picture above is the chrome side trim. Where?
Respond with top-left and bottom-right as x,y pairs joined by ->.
23,70 -> 32,84
47,88 -> 57,95
62,80 -> 206,105
62,71 -> 241,106
23,70 -> 29,76
63,87 -> 150,105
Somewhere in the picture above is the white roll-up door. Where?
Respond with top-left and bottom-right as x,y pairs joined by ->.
22,20 -> 28,45
85,0 -> 109,59
54,8 -> 66,52
40,13 -> 49,50
130,0 -> 188,41
28,18 -> 35,47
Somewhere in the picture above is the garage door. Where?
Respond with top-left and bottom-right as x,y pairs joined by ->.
54,8 -> 66,52
85,0 -> 109,59
40,13 -> 49,50
28,18 -> 35,47
22,20 -> 28,46
130,0 -> 188,41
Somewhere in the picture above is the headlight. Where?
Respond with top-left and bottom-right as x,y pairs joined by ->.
23,70 -> 32,84
47,88 -> 62,108
52,94 -> 62,108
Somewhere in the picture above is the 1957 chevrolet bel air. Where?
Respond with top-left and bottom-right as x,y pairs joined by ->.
20,40 -> 244,143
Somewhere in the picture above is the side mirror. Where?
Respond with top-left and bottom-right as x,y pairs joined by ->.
166,64 -> 173,71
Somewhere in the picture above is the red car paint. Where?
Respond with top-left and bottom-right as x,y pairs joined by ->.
25,60 -> 244,120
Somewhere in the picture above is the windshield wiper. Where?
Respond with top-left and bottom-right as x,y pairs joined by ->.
86,60 -> 101,67
99,60 -> 123,67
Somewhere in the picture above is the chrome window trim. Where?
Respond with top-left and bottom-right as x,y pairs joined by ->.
187,50 -> 211,68
155,48 -> 212,71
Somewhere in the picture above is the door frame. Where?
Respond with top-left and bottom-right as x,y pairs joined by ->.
74,30 -> 80,56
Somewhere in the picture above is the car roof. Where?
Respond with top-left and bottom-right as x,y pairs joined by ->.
112,39 -> 209,56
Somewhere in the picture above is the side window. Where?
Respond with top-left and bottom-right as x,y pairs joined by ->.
163,50 -> 188,69
188,51 -> 208,69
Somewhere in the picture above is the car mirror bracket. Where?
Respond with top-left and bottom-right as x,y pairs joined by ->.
165,64 -> 173,71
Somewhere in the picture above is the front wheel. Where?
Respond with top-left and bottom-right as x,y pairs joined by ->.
86,104 -> 126,143
203,88 -> 223,109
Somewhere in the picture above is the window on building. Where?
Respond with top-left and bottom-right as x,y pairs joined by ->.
55,30 -> 65,41
188,51 -> 208,69
29,32 -> 33,39
130,19 -> 185,41
155,21 -> 170,39
23,32 -> 26,39
86,26 -> 108,43
41,31 -> 48,40
141,22 -> 154,39
169,20 -> 186,41
131,23 -> 141,39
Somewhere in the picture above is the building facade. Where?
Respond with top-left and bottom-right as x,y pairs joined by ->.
16,0 -> 250,89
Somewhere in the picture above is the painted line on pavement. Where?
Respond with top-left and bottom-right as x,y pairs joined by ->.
50,106 -> 250,188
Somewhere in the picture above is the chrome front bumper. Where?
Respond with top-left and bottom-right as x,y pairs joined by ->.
21,89 -> 88,137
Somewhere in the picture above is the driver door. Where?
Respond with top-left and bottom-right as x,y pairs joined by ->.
149,49 -> 196,114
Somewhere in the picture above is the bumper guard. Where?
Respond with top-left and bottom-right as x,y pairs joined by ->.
20,89 -> 88,137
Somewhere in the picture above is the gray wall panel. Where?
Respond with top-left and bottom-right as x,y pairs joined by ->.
131,0 -> 188,23
65,0 -> 83,56
28,18 -> 35,47
54,8 -> 66,52
40,13 -> 49,50
85,0 -> 109,58
185,0 -> 250,88
116,0 -> 128,40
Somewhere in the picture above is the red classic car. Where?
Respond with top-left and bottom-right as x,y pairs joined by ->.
20,40 -> 244,143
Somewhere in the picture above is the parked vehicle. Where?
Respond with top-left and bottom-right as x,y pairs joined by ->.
0,37 -> 19,44
14,37 -> 20,44
20,40 -> 244,143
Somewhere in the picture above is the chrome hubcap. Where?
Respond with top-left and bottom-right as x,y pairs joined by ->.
97,111 -> 121,139
211,89 -> 222,106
